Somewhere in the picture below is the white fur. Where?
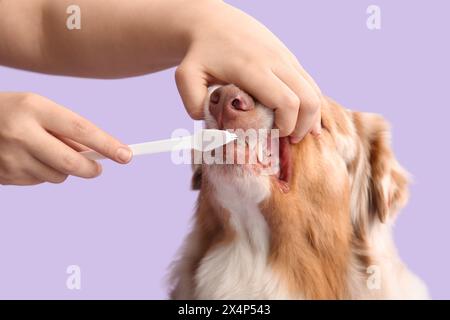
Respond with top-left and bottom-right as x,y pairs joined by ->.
195,168 -> 292,299
169,167 -> 293,299
348,220 -> 429,299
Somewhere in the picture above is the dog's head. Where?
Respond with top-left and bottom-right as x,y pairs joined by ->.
193,84 -> 409,232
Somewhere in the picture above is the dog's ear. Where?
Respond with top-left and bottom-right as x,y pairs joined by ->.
354,113 -> 409,224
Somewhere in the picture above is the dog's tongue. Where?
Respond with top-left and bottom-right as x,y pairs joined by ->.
277,137 -> 292,193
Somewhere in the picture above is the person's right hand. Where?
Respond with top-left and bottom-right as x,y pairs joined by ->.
175,0 -> 322,142
0,92 -> 132,186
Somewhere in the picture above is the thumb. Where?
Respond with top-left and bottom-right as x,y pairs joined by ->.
175,60 -> 208,120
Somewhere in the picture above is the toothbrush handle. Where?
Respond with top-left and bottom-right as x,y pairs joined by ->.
80,136 -> 192,161
130,137 -> 192,156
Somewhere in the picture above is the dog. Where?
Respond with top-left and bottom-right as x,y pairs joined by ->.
169,84 -> 429,299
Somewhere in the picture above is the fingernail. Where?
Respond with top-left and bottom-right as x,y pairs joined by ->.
116,147 -> 132,163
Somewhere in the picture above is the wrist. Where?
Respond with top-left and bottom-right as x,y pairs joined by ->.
172,0 -> 225,49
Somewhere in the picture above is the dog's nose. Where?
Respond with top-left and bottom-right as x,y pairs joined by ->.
230,96 -> 247,111
209,85 -> 255,127
210,85 -> 254,112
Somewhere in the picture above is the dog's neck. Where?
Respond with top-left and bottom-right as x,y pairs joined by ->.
199,165 -> 354,299
260,184 -> 353,299
205,166 -> 272,245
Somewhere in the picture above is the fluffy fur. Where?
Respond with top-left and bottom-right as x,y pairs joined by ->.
169,86 -> 429,300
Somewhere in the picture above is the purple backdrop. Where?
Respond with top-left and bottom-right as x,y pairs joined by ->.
0,0 -> 448,299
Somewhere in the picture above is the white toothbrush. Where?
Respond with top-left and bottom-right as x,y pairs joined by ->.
80,129 -> 238,161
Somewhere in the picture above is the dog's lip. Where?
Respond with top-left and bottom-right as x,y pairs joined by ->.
277,137 -> 291,193
205,128 -> 292,193
244,135 -> 292,193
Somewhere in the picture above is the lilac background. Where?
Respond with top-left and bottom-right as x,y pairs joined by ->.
0,0 -> 448,299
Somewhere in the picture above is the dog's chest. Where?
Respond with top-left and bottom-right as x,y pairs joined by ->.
195,232 -> 291,299
194,172 -> 294,299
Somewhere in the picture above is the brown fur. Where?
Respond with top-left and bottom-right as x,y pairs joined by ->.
176,97 -> 409,299
260,134 -> 352,299
352,112 -> 409,224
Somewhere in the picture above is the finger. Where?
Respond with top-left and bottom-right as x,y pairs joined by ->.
52,134 -> 90,152
27,156 -> 69,184
273,64 -> 321,142
311,110 -> 322,137
283,51 -> 322,96
294,64 -> 322,97
271,40 -> 321,93
229,67 -> 300,137
175,59 -> 208,120
0,149 -> 43,186
27,129 -> 102,179
284,59 -> 322,138
36,99 -> 132,164
1,176 -> 42,186
290,109 -> 321,143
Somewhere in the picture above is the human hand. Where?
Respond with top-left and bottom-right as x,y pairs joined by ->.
0,92 -> 132,185
0,0 -> 320,142
175,0 -> 322,142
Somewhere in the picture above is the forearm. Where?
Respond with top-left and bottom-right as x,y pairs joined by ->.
0,0 -> 322,140
0,0 -> 214,78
